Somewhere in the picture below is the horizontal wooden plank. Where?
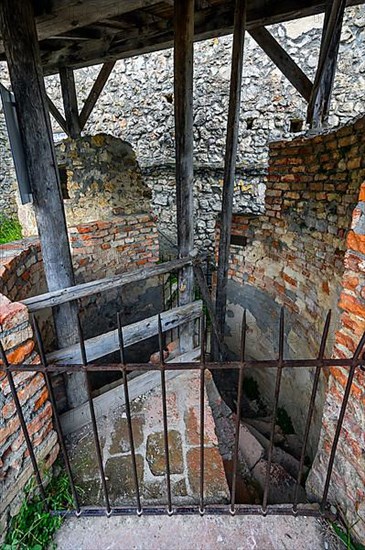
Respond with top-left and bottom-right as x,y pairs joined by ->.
47,300 -> 202,364
59,346 -> 200,435
22,257 -> 194,312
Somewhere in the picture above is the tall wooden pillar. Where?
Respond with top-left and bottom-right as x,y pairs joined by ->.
307,0 -> 346,128
214,0 -> 247,360
174,0 -> 195,352
0,0 -> 87,407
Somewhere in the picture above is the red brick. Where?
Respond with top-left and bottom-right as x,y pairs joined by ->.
347,230 -> 365,254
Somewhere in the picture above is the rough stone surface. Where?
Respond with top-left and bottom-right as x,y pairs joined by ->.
62,371 -> 229,508
18,134 -> 153,237
53,514 -> 338,550
146,430 -> 184,476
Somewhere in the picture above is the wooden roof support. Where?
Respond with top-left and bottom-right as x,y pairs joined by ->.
47,95 -> 68,135
307,0 -> 346,128
214,0 -> 247,361
174,0 -> 195,353
0,0 -> 87,408
249,26 -> 313,102
79,61 -> 116,131
60,67 -> 81,138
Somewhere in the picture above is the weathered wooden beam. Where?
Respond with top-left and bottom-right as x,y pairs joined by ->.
47,95 -> 68,134
47,301 -> 203,365
22,256 -> 197,312
307,0 -> 346,128
79,61 -> 115,131
16,0 -> 167,49
193,264 -> 224,355
31,0 -> 363,75
249,26 -> 313,102
0,0 -> 85,407
214,0 -> 247,361
59,67 -> 80,137
174,0 -> 195,353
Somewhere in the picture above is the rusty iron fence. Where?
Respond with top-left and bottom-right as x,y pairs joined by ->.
1,304 -> 365,520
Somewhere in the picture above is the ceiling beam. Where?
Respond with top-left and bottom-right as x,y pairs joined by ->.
35,0 -> 364,75
307,0 -> 346,128
249,26 -> 313,102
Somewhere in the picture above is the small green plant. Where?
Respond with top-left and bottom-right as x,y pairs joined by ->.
2,465 -> 75,550
331,520 -> 365,550
0,215 -> 22,244
276,406 -> 295,434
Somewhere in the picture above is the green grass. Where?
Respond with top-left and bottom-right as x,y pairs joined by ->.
2,465 -> 76,550
331,520 -> 365,550
0,215 -> 22,244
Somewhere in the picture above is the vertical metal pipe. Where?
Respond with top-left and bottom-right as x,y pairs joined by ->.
321,331 -> 365,510
293,311 -> 331,511
117,313 -> 142,515
77,315 -> 111,515
230,309 -> 246,513
0,341 -> 48,509
262,308 -> 285,513
199,314 -> 206,514
32,315 -> 81,514
158,314 -> 173,514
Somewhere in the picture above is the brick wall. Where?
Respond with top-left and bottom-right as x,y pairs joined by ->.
307,181 -> 365,542
0,295 -> 59,541
223,116 -> 365,459
70,213 -> 159,283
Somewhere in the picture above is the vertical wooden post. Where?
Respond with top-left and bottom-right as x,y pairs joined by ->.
307,0 -> 346,128
0,0 -> 87,407
60,67 -> 81,138
214,0 -> 247,360
174,0 -> 195,352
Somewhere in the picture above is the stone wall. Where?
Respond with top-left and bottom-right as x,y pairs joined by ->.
2,6 -> 365,246
222,115 -> 365,459
18,134 -> 153,237
307,182 -> 365,543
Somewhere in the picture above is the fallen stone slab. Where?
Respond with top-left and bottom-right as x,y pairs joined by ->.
243,417 -> 285,444
252,459 -> 307,504
242,422 -> 307,479
238,423 -> 265,470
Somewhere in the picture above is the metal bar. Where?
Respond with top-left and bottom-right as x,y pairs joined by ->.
0,342 -> 48,509
199,314 -> 206,514
51,503 -> 324,518
230,309 -> 246,513
293,311 -> 331,511
262,308 -> 285,513
321,331 -> 365,510
158,314 -> 173,514
77,315 -> 111,515
32,315 -> 81,514
117,313 -> 142,515
3,357 -> 365,373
